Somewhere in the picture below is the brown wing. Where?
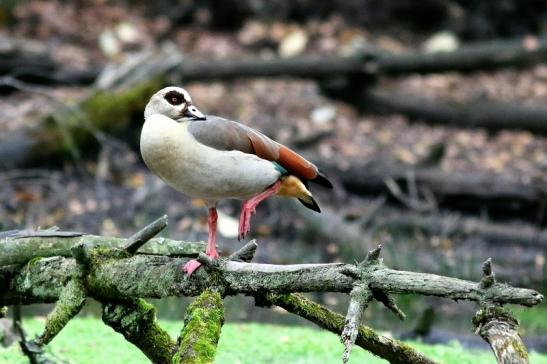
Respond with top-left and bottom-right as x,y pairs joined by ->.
187,116 -> 332,188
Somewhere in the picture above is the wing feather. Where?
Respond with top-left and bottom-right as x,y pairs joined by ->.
187,116 -> 332,188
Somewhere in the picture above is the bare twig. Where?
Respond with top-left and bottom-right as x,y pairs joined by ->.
341,284 -> 373,363
123,215 -> 168,255
228,239 -> 258,262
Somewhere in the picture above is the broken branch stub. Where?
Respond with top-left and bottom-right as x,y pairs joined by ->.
341,284 -> 373,363
123,215 -> 168,255
473,260 -> 530,364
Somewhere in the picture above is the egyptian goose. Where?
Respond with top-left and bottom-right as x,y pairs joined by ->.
141,86 -> 333,275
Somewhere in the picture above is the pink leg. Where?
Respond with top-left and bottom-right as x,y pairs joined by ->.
238,180 -> 282,241
184,207 -> 219,276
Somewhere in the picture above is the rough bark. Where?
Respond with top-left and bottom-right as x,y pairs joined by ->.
102,299 -> 177,364
341,284 -> 373,363
1,251 -> 541,307
173,290 -> 224,364
0,231 -> 205,266
473,307 -> 529,364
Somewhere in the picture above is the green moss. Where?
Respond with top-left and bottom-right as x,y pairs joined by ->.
473,306 -> 518,328
265,293 -> 433,364
27,256 -> 43,268
510,338 -> 529,360
173,290 -> 225,364
81,79 -> 163,133
0,306 -> 7,318
36,277 -> 87,345
102,298 -> 176,363
36,78 -> 164,159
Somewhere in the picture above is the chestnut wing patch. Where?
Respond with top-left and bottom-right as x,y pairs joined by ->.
187,116 -> 331,187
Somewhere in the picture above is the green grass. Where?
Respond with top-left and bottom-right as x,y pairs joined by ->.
1,317 -> 546,364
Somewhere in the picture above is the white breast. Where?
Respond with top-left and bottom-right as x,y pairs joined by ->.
140,114 -> 281,202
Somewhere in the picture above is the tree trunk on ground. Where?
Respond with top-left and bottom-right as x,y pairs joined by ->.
321,159 -> 547,220
363,89 -> 547,134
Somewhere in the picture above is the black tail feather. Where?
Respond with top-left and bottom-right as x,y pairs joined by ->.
298,196 -> 321,213
311,169 -> 333,189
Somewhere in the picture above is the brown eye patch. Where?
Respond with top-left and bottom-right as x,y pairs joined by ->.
164,90 -> 185,106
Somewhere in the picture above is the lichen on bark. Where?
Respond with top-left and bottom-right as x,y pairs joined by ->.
173,289 -> 225,364
473,306 -> 529,364
102,298 -> 176,364
261,293 -> 437,364
35,276 -> 87,345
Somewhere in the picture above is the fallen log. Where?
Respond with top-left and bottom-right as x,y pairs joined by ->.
0,36 -> 95,88
375,208 -> 547,249
363,89 -> 547,134
5,37 -> 547,86
322,159 -> 547,220
5,37 -> 547,169
0,46 -> 181,169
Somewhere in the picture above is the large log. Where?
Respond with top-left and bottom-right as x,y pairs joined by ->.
374,208 -> 547,249
363,89 -> 547,134
0,46 -> 182,169
4,37 -> 547,86
322,159 -> 547,220
0,36 -> 95,88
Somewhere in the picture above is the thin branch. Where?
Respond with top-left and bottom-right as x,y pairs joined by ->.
341,284 -> 373,363
229,239 -> 258,262
12,306 -> 56,364
123,215 -> 168,255
260,293 -> 438,364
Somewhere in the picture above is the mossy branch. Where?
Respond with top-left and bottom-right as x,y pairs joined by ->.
102,299 -> 177,364
34,277 -> 86,346
1,250 -> 542,307
258,293 -> 438,364
0,230 -> 206,266
174,290 -> 225,364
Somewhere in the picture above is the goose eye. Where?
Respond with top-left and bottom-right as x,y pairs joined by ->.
164,91 -> 185,106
